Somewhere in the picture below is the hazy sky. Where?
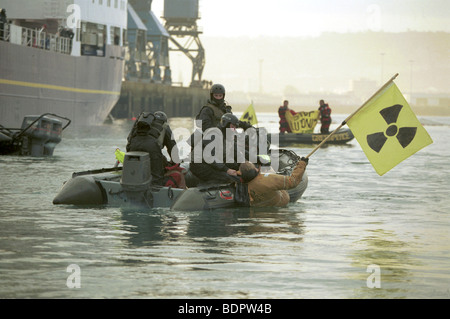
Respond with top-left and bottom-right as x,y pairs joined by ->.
148,0 -> 449,96
152,0 -> 450,37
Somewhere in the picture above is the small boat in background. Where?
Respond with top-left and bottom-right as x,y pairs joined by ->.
271,128 -> 354,146
0,113 -> 71,156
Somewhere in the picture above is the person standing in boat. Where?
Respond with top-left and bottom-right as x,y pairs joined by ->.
318,99 -> 332,134
238,157 -> 308,207
188,83 -> 233,151
126,111 -> 180,187
278,100 -> 296,133
196,83 -> 232,132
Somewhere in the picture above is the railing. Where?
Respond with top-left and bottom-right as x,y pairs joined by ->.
0,22 -> 73,55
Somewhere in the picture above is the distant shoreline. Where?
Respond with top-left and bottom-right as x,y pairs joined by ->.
231,103 -> 450,117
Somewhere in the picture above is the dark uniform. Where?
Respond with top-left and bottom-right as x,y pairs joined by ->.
195,83 -> 232,132
126,111 -> 179,186
189,113 -> 245,185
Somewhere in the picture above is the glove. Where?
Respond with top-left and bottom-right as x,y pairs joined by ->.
238,120 -> 253,130
300,157 -> 309,164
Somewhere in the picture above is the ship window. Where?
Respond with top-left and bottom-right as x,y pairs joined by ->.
80,22 -> 106,56
107,0 -> 111,7
114,0 -> 118,8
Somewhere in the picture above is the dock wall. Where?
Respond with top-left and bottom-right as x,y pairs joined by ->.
111,81 -> 209,119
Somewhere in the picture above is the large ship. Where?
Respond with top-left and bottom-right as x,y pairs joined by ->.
0,0 -> 127,128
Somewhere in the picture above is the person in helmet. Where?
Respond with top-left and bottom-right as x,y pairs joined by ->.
126,111 -> 180,186
195,84 -> 233,132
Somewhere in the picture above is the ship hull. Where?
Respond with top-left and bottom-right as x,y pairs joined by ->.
0,40 -> 124,128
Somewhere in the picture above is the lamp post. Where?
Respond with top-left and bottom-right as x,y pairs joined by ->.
409,59 -> 414,104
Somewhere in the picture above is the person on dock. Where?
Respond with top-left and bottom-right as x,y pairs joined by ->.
238,157 -> 308,207
126,111 -> 180,187
278,100 -> 296,133
318,99 -> 332,134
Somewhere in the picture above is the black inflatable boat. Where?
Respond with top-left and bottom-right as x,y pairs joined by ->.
53,149 -> 308,211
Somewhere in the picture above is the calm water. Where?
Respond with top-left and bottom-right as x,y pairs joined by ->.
0,113 -> 449,299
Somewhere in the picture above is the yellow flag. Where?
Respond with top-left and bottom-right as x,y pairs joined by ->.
347,82 -> 433,176
115,148 -> 125,163
240,103 -> 258,126
285,110 -> 320,133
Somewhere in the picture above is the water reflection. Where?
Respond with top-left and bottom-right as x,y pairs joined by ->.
349,228 -> 419,298
119,206 -> 307,249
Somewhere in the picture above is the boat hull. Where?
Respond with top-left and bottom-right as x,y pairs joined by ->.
0,41 -> 124,128
53,150 -> 308,211
272,128 -> 354,146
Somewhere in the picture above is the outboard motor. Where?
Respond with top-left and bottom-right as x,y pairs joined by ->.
1,113 -> 70,156
20,115 -> 63,156
120,152 -> 153,206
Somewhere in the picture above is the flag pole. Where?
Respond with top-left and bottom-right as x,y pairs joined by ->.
305,73 -> 399,159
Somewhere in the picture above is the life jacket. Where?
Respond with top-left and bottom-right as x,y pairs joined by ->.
319,104 -> 331,119
196,101 -> 231,128
163,163 -> 186,189
278,106 -> 288,123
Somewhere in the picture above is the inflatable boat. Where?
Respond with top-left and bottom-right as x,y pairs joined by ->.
272,128 -> 354,146
53,149 -> 308,211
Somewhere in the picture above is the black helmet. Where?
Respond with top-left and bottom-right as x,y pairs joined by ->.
136,112 -> 154,129
154,111 -> 167,122
210,84 -> 225,96
220,113 -> 239,128
210,84 -> 226,103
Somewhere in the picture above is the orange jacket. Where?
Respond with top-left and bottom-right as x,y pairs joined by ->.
246,160 -> 307,207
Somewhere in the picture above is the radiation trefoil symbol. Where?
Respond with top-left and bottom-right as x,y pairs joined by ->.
366,104 -> 417,153
242,112 -> 254,123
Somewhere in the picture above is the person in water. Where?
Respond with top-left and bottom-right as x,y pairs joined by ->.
238,157 -> 308,207
126,111 -> 180,186
318,99 -> 332,134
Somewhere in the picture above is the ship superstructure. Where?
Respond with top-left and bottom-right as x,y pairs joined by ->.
0,0 -> 128,128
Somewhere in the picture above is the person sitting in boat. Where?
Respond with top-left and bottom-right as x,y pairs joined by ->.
126,111 -> 180,187
318,99 -> 332,134
278,100 -> 296,133
238,157 -> 308,207
189,113 -> 251,185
